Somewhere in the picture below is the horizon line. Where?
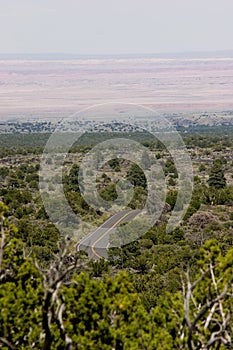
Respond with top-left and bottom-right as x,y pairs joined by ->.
0,49 -> 233,59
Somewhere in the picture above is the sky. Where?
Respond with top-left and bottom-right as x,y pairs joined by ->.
0,0 -> 233,55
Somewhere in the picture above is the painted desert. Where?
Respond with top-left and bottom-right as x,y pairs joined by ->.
0,54 -> 233,121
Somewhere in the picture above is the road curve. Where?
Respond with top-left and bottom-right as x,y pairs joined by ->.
76,210 -> 141,259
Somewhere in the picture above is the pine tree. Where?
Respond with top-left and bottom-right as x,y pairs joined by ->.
208,161 -> 226,189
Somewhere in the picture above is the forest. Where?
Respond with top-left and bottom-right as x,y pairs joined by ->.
1,128 -> 233,349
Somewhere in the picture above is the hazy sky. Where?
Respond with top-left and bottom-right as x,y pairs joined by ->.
0,0 -> 233,55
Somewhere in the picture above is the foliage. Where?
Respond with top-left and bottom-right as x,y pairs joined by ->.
126,163 -> 147,189
1,128 -> 233,348
208,160 -> 227,189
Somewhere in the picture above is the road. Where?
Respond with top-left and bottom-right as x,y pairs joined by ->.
76,210 -> 141,259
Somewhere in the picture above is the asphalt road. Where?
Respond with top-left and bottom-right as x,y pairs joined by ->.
76,209 -> 141,259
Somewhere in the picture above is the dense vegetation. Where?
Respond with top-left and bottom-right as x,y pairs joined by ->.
1,129 -> 233,349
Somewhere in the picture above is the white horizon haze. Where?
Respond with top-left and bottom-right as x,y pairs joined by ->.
0,0 -> 232,55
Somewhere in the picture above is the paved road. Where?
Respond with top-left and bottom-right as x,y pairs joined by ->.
76,210 -> 141,259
